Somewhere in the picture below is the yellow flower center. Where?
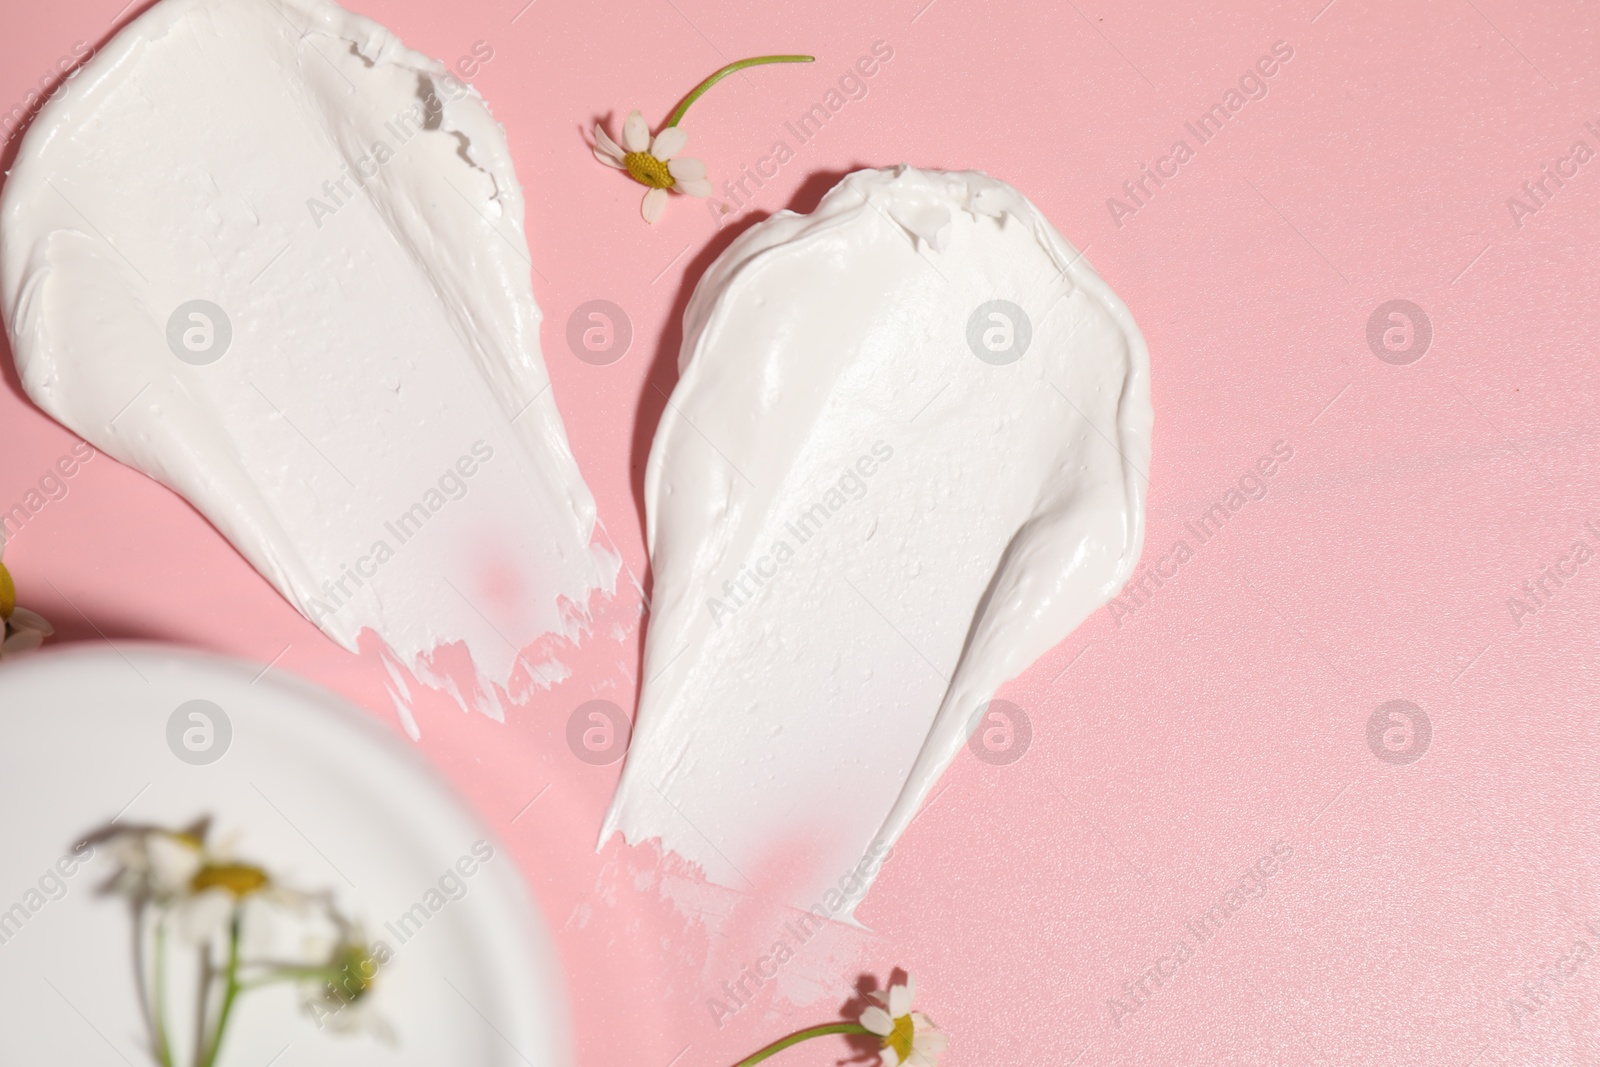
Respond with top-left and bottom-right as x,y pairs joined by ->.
190,863 -> 270,897
0,559 -> 15,620
884,1013 -> 915,1060
624,151 -> 676,189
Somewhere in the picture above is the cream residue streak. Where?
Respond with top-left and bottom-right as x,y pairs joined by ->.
603,167 -> 1151,916
0,0 -> 617,726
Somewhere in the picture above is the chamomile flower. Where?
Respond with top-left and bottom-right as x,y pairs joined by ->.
591,55 -> 812,224
717,969 -> 949,1067
860,975 -> 947,1067
303,930 -> 395,1044
593,110 -> 711,223
100,823 -> 291,942
91,817 -> 391,1066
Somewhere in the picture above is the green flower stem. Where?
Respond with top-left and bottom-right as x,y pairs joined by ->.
728,1022 -> 869,1067
191,944 -> 212,1067
152,917 -> 173,1067
198,913 -> 244,1067
664,55 -> 814,128
238,964 -> 343,990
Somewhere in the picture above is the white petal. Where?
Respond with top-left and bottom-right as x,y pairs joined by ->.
593,147 -> 626,169
594,123 -> 626,161
109,833 -> 150,869
915,1029 -> 948,1054
268,886 -> 318,914
245,907 -> 295,959
176,889 -> 234,942
881,1046 -> 904,1067
148,835 -> 202,891
2,630 -> 43,656
668,156 -> 706,181
859,1004 -> 893,1036
651,125 -> 688,160
675,177 -> 712,198
622,110 -> 650,154
641,187 -> 668,223
7,607 -> 52,635
888,980 -> 913,1018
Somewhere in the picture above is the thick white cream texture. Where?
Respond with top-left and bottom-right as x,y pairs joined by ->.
603,167 -> 1151,915
1,0 -> 616,721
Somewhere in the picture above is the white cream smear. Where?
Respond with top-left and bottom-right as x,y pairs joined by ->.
1,0 -> 618,725
603,167 -> 1151,915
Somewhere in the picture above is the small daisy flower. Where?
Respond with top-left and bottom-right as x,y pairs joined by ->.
91,818 -> 393,1067
715,968 -> 948,1067
0,531 -> 52,660
99,823 -> 294,939
860,975 -> 947,1067
594,110 -> 711,222
590,54 -> 812,224
303,913 -> 394,1044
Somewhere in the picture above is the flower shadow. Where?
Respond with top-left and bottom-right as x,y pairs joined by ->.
834,967 -> 909,1064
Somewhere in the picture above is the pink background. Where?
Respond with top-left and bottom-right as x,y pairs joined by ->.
5,0 -> 1600,1064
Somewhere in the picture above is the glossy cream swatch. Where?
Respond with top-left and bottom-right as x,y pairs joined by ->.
0,0 -> 617,724
603,167 -> 1151,915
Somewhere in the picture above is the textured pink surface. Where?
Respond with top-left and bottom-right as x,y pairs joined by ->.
4,0 -> 1600,1064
